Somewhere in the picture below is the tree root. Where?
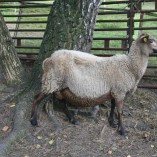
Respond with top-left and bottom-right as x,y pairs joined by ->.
0,90 -> 63,156
46,101 -> 62,153
0,122 -> 29,157
0,91 -> 32,157
0,85 -> 24,104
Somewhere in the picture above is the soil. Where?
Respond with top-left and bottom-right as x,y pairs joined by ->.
0,85 -> 157,157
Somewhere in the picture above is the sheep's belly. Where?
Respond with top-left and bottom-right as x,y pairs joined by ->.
67,76 -> 110,98
60,88 -> 111,107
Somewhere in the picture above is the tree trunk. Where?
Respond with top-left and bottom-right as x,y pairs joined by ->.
0,0 -> 102,156
32,0 -> 102,86
0,12 -> 29,156
0,12 -> 23,85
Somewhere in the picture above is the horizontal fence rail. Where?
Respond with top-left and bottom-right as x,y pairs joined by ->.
0,0 -> 157,89
3,14 -> 49,17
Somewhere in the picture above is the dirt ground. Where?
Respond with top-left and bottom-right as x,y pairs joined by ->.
0,84 -> 157,157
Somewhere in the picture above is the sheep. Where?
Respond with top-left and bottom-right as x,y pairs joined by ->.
31,33 -> 157,136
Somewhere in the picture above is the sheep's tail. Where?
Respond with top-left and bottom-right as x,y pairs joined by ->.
42,57 -> 53,71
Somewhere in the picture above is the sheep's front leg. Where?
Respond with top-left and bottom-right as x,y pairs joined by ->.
108,98 -> 117,128
116,100 -> 127,136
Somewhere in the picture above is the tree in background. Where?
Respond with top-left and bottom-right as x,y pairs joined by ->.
0,0 -> 102,156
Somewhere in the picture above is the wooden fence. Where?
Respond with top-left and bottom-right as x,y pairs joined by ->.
0,0 -> 157,89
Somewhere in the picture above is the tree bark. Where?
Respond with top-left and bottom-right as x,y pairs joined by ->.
32,0 -> 102,86
0,0 -> 102,156
0,12 -> 23,85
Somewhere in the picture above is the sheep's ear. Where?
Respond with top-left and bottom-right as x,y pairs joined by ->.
140,34 -> 149,43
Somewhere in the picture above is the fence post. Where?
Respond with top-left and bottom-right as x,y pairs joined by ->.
127,0 -> 135,48
121,39 -> 127,49
17,39 -> 21,47
136,1 -> 141,11
104,39 -> 109,49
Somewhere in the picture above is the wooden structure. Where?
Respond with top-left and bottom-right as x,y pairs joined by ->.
0,0 -> 157,89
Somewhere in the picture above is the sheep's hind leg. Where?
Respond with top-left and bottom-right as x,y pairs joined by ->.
90,105 -> 100,123
108,98 -> 118,128
30,92 -> 48,126
62,101 -> 79,125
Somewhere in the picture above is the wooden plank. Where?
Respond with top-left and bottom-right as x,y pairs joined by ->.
17,52 -> 38,55
6,21 -> 47,24
96,19 -> 128,23
98,11 -> 128,15
134,9 -> 157,13
12,37 -> 43,40
0,0 -> 50,1
121,40 -> 128,49
134,18 -> 157,22
17,39 -> 21,47
92,53 -> 157,57
91,48 -> 128,51
0,4 -> 52,8
101,1 -> 128,5
19,57 -> 36,61
104,40 -> 110,48
15,46 -> 40,49
134,27 -> 157,30
9,29 -> 45,32
93,37 -> 128,40
94,28 -> 128,31
3,14 -> 48,17
101,0 -> 154,5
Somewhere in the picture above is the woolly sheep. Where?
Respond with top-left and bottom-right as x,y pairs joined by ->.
31,33 -> 157,136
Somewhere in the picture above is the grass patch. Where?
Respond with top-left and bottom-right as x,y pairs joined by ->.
0,1 -> 157,59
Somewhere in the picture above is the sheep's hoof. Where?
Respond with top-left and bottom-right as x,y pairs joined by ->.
108,118 -> 117,128
30,118 -> 38,126
110,122 -> 117,128
71,119 -> 80,125
93,117 -> 99,123
119,129 -> 128,136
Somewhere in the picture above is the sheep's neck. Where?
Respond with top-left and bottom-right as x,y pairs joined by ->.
128,42 -> 148,81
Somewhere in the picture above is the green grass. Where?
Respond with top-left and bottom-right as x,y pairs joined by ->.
0,1 -> 157,61
92,1 -> 157,58
0,2 -> 51,56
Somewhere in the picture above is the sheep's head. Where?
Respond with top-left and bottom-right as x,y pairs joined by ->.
137,33 -> 157,56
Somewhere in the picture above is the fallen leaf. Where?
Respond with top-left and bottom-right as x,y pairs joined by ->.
50,133 -> 54,136
2,126 -> 9,132
36,144 -> 41,149
49,140 -> 54,145
143,132 -> 150,138
151,145 -> 154,148
37,136 -> 42,140
10,103 -> 16,108
108,150 -> 112,155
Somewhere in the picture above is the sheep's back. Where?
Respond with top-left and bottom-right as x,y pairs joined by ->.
66,54 -> 136,99
42,50 -> 137,98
